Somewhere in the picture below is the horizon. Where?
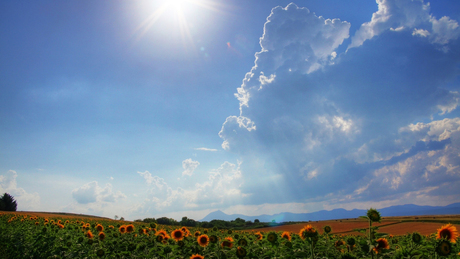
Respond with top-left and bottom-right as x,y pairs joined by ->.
2,0 -> 460,221
10,201 -> 460,222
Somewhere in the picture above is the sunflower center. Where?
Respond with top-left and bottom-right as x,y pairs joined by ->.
440,229 -> 451,239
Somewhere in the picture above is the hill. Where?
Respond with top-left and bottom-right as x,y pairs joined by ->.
200,202 -> 460,222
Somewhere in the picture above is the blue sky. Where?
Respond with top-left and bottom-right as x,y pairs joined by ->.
1,0 -> 460,221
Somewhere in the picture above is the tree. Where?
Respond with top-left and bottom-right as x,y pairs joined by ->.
142,218 -> 156,223
0,193 -> 17,211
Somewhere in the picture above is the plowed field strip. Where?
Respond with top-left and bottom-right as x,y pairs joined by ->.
377,222 -> 460,236
247,221 -> 399,235
248,221 -> 460,236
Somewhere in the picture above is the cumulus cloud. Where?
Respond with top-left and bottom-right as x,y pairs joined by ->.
136,161 -> 245,216
0,170 -> 40,210
349,0 -> 460,49
72,181 -> 126,204
182,158 -> 200,176
219,1 -> 460,208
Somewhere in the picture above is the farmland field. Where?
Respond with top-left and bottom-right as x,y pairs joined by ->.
0,211 -> 459,258
251,215 -> 460,236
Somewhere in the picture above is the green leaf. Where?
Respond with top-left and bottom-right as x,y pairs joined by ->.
374,232 -> 388,238
294,251 -> 309,257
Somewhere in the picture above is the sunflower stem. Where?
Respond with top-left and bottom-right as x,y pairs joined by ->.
310,238 -> 315,259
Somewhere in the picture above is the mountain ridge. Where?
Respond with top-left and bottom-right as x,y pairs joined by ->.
199,202 -> 460,222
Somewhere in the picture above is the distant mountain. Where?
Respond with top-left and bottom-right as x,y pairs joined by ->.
199,203 -> 460,222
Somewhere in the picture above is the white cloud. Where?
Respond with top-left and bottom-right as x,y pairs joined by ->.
412,28 -> 430,37
430,16 -> 460,45
349,0 -> 460,50
182,158 -> 200,176
72,181 -> 126,204
218,1 -> 460,209
0,170 -> 40,210
194,147 -> 218,152
135,161 -> 245,217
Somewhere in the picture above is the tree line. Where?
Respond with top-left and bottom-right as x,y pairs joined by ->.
134,216 -> 283,230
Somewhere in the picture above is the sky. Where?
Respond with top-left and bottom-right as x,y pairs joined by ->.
1,0 -> 460,221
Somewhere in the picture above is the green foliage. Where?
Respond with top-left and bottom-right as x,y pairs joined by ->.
0,208 -> 458,258
0,193 -> 17,211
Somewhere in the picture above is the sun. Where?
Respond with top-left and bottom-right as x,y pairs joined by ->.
169,0 -> 187,9
133,0 -> 224,45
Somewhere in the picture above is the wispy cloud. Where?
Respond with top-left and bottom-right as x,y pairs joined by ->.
72,181 -> 126,204
194,147 -> 218,152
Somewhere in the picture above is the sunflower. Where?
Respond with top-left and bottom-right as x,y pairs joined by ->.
335,240 -> 346,248
96,224 -> 104,232
86,230 -> 94,239
281,231 -> 291,241
221,237 -> 234,249
119,225 -> 126,234
98,232 -> 106,241
437,224 -> 458,243
323,225 -> 332,234
373,238 -> 390,254
126,224 -> 135,233
197,234 -> 210,247
436,240 -> 452,256
157,229 -> 168,237
156,235 -> 164,242
300,225 -> 318,239
57,223 -> 65,229
181,226 -> 191,236
209,235 -> 218,244
267,232 -> 278,243
236,246 -> 247,258
190,254 -> 204,259
367,208 -> 381,223
169,229 -> 183,241
194,231 -> 201,237
254,231 -> 263,240
238,238 -> 248,246
411,232 -> 422,244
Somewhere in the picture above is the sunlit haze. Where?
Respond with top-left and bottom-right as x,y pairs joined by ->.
1,0 -> 460,221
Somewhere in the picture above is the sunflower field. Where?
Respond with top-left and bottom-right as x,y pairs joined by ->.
0,209 -> 458,258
